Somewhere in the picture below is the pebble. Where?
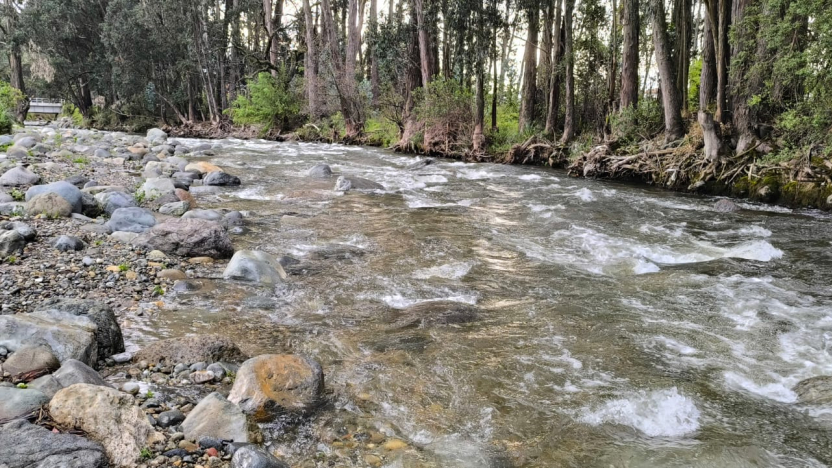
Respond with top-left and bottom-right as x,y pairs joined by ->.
122,382 -> 140,395
111,351 -> 132,363
190,370 -> 215,384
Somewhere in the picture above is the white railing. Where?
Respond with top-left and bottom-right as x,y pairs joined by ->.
30,98 -> 64,105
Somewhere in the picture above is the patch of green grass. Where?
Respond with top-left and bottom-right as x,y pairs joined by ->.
94,240 -> 104,246
9,188 -> 24,201
6,256 -> 17,264
364,116 -> 399,147
16,382 -> 27,389
118,263 -> 129,272
152,285 -> 165,296
0,143 -> 11,152
72,156 -> 89,165
145,390 -> 154,398
140,447 -> 153,460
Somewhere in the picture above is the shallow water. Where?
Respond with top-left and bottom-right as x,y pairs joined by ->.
132,139 -> 832,467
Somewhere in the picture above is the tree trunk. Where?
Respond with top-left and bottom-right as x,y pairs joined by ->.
9,44 -> 28,121
544,0 -> 563,136
539,2 -> 554,98
491,0 -> 499,132
303,0 -> 320,118
396,23 -> 423,150
607,0 -> 618,112
263,0 -> 279,75
441,0 -> 451,78
672,0 -> 692,112
369,0 -> 380,105
498,1 -> 514,97
698,12 -> 721,161
619,0 -> 639,110
414,0 -> 435,86
472,0 -> 485,153
730,0 -> 757,154
560,0 -> 575,143
650,0 -> 685,141
518,4 -> 539,132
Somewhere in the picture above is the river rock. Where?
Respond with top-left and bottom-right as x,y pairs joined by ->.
0,419 -> 108,468
94,148 -> 111,159
94,190 -> 136,215
0,166 -> 40,186
64,174 -> 89,189
0,387 -> 50,420
131,218 -> 234,258
181,392 -> 260,443
0,315 -> 96,365
223,250 -> 287,285
27,193 -> 73,217
0,230 -> 25,256
25,181 -> 83,213
307,163 -> 333,178
28,374 -> 63,398
105,207 -> 156,233
49,383 -> 165,467
5,145 -> 28,159
33,299 -> 125,363
204,171 -> 241,186
185,161 -> 222,175
159,200 -> 190,216
53,359 -> 110,388
147,128 -> 168,145
406,158 -> 434,170
134,334 -> 246,365
714,199 -> 740,212
334,176 -> 384,192
14,135 -> 38,148
54,235 -> 86,252
191,370 -> 215,384
182,208 -> 223,221
231,445 -> 290,468
228,354 -> 324,421
144,161 -> 178,177
79,191 -> 102,217
1,344 -> 60,378
156,409 -> 185,428
175,188 -> 197,207
140,177 -> 176,198
4,221 -> 36,240
793,376 -> 832,405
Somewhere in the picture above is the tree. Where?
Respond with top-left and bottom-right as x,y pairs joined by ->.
649,0 -> 684,141
560,0 -> 575,143
518,2 -> 538,132
619,0 -> 638,110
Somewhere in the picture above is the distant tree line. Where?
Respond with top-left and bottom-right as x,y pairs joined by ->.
0,0 -> 830,160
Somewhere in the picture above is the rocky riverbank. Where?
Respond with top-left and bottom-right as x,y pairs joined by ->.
0,127 -> 415,468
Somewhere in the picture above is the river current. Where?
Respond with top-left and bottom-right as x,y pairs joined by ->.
128,138 -> 832,467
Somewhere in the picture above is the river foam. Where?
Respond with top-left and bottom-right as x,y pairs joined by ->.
580,387 -> 701,437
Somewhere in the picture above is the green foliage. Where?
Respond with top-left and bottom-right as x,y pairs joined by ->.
486,102 -> 526,154
0,81 -> 23,134
153,285 -> 165,296
9,188 -> 25,201
413,77 -> 474,152
134,190 -> 146,205
145,390 -> 154,398
61,103 -> 84,127
688,59 -> 702,112
227,72 -> 300,132
7,256 -> 17,264
140,447 -> 153,460
364,116 -> 399,147
118,263 -> 129,272
610,100 -> 663,143
297,113 -> 347,141
16,382 -> 27,389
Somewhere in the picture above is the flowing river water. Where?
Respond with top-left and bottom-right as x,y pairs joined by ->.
127,138 -> 832,467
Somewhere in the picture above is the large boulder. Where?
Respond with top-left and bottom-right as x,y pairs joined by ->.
131,218 -> 234,258
203,171 -> 241,186
25,181 -> 83,213
27,193 -> 73,218
140,177 -> 176,198
228,354 -> 324,421
184,161 -> 222,175
53,359 -> 111,388
33,299 -> 125,361
5,145 -> 28,159
0,315 -> 97,366
0,166 -> 39,186
0,230 -> 25,257
0,344 -> 60,378
105,207 -> 156,233
223,250 -> 286,285
0,419 -> 108,468
181,392 -> 261,443
0,387 -> 50,421
307,164 -> 333,178
94,191 -> 136,216
49,384 -> 164,467
714,199 -> 740,212
231,445 -> 289,468
334,176 -> 384,192
134,334 -> 246,365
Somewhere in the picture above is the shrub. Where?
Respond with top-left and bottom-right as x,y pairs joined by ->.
61,103 -> 84,127
413,77 -> 474,153
610,99 -> 663,143
0,81 -> 23,133
227,71 -> 300,133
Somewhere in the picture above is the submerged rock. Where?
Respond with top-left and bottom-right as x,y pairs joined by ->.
228,354 -> 324,421
793,376 -> 832,405
0,419 -> 108,468
231,445 -> 290,468
49,384 -> 164,467
714,199 -> 740,212
388,301 -> 481,329
334,175 -> 384,192
133,334 -> 246,365
406,158 -> 434,171
181,392 -> 261,443
307,163 -> 333,178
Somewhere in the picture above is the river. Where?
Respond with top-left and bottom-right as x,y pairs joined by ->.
127,138 -> 832,467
